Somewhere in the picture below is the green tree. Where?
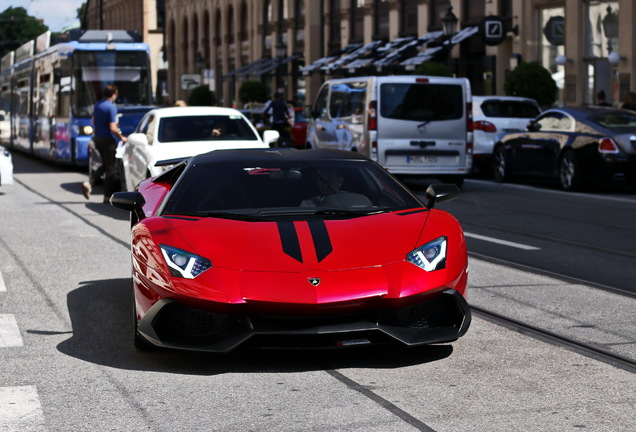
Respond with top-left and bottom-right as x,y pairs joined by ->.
0,7 -> 48,58
412,61 -> 453,77
187,85 -> 216,106
504,61 -> 558,108
238,80 -> 269,105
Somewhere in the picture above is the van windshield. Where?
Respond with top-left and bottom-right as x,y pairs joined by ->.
380,83 -> 463,122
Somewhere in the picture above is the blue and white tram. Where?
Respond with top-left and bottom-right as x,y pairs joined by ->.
1,30 -> 153,166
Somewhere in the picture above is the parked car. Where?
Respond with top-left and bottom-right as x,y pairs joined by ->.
110,148 -> 471,352
0,145 -> 13,186
493,106 -> 636,191
306,75 -> 473,188
291,106 -> 308,148
118,106 -> 279,191
472,96 -> 541,175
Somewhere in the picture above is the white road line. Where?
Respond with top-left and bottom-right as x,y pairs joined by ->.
0,386 -> 46,432
464,232 -> 540,250
0,314 -> 24,348
0,271 -> 5,292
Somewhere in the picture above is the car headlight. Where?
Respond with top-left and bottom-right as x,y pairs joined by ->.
160,244 -> 212,279
406,236 -> 447,272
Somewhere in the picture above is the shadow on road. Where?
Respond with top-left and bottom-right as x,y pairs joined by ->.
56,278 -> 454,375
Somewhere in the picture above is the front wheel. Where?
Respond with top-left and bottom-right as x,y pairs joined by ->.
117,160 -> 127,192
493,145 -> 510,183
559,150 -> 587,191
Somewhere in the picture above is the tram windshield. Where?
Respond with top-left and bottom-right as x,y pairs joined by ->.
72,50 -> 151,117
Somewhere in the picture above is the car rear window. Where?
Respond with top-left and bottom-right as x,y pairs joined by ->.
481,100 -> 540,118
592,112 -> 636,129
158,115 -> 258,142
380,83 -> 463,121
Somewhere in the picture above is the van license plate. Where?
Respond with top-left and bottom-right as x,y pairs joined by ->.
407,156 -> 437,164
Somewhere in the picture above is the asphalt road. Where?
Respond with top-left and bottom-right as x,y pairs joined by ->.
0,154 -> 634,431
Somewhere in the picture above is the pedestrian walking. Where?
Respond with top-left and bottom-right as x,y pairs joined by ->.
263,92 -> 292,146
82,85 -> 127,202
596,90 -> 612,106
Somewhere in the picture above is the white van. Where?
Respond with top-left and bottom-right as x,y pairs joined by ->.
306,75 -> 473,187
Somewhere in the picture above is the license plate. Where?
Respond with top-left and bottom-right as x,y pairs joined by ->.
407,155 -> 437,163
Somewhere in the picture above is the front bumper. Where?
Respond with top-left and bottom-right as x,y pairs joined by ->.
137,289 -> 471,352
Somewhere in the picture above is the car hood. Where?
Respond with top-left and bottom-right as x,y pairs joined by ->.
151,140 -> 269,163
166,211 -> 429,272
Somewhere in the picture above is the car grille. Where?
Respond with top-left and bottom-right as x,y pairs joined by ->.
153,303 -> 245,343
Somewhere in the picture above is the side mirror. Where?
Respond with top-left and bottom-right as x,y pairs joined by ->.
110,191 -> 146,223
424,184 -> 460,209
527,120 -> 539,132
127,132 -> 148,147
262,129 -> 280,146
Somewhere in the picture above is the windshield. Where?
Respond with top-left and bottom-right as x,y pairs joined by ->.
162,159 -> 422,218
72,50 -> 151,117
158,115 -> 259,142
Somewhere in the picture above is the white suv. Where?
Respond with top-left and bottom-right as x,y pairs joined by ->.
472,96 -> 541,175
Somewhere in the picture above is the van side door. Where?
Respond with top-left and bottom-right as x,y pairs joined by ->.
308,84 -> 338,149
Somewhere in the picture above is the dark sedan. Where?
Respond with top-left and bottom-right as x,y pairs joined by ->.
492,106 -> 636,191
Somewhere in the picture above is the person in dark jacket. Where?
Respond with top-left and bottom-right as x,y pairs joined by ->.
263,92 -> 292,146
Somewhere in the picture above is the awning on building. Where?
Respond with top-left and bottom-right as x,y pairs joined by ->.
222,57 -> 271,80
301,26 -> 478,76
252,55 -> 300,76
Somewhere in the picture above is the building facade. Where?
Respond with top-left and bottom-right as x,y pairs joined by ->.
83,0 -> 166,102
85,0 -> 636,109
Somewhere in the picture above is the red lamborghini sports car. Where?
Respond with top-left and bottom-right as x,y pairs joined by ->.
111,148 -> 471,352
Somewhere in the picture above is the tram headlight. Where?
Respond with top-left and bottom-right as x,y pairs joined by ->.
80,125 -> 94,135
74,125 -> 94,136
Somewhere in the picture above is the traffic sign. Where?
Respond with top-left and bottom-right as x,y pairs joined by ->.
181,74 -> 202,90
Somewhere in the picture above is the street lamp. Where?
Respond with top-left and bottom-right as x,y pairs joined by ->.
602,5 -> 618,54
441,5 -> 458,73
442,5 -> 458,38
275,37 -> 286,94
602,6 -> 619,104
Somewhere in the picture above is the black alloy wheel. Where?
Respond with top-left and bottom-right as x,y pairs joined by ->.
558,149 -> 586,191
493,145 -> 510,182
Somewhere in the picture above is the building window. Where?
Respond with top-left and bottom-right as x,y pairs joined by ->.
350,0 -> 364,42
215,9 -> 222,47
374,0 -> 389,41
240,2 -> 248,42
227,5 -> 234,44
429,0 -> 451,32
400,0 -> 417,36
328,0 -> 341,53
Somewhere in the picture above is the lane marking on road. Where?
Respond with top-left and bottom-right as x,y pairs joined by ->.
0,314 -> 24,347
0,271 -> 5,292
0,386 -> 46,432
464,232 -> 540,250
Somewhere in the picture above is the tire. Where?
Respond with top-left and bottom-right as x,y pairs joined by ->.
132,285 -> 155,351
558,149 -> 586,191
493,145 -> 510,183
118,160 -> 127,192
